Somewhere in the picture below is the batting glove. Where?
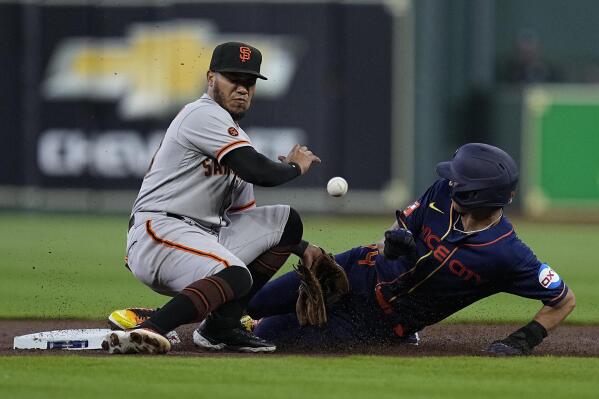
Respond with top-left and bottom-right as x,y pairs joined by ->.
486,320 -> 547,356
383,229 -> 416,260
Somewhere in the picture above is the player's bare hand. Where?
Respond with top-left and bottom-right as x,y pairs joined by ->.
278,144 -> 321,175
300,244 -> 324,270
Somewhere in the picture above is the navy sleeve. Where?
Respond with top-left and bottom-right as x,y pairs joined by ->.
398,179 -> 446,236
501,240 -> 568,306
334,247 -> 362,268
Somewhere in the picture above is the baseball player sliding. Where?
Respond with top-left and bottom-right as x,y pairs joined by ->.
102,42 -> 321,354
248,143 -> 576,356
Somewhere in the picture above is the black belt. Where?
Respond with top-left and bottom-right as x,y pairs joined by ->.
128,212 -> 184,231
165,212 -> 187,221
129,213 -> 218,232
168,212 -> 221,232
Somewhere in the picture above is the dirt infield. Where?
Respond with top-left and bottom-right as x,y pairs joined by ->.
2,320 -> 597,357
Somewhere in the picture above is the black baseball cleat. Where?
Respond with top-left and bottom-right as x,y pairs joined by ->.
193,321 -> 276,353
401,332 -> 420,346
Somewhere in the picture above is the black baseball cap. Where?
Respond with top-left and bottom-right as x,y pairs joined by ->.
209,42 -> 267,80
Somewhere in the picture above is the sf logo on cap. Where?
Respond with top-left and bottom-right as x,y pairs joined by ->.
239,46 -> 252,62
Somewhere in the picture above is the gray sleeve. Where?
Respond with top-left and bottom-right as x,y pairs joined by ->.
178,106 -> 253,162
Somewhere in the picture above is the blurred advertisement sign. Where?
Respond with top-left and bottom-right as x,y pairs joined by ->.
37,129 -> 163,178
37,128 -> 305,179
2,2 -> 392,191
43,20 -> 300,119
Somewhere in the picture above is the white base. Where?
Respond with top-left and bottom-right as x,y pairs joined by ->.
13,329 -> 112,350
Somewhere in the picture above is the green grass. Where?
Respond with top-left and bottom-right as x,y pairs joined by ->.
446,221 -> 599,323
1,213 -> 597,399
1,356 -> 599,399
1,212 -> 598,323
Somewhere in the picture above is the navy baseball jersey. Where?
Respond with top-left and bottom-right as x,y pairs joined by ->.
376,179 -> 569,334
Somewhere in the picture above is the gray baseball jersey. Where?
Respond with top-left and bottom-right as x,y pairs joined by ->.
126,93 -> 290,296
132,93 -> 255,227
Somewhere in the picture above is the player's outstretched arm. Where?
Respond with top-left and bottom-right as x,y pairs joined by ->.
487,289 -> 576,356
533,289 -> 576,331
223,146 -> 318,187
300,244 -> 325,270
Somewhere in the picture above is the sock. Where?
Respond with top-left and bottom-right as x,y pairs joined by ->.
207,247 -> 292,329
246,247 -> 292,298
141,267 -> 250,335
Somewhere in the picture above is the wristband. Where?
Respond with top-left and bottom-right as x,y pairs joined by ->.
291,240 -> 309,257
514,320 -> 548,349
288,162 -> 302,176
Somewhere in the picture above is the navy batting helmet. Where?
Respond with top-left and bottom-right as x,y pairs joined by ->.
436,143 -> 519,209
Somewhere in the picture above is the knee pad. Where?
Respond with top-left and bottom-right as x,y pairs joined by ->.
278,207 -> 303,247
213,266 -> 253,299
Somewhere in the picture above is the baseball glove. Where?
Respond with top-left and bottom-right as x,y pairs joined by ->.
295,250 -> 350,327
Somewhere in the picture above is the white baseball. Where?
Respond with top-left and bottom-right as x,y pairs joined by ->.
327,177 -> 348,197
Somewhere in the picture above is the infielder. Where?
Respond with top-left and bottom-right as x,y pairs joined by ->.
103,42 -> 321,355
247,143 -> 576,355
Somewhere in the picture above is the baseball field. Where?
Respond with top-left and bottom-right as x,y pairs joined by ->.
2,212 -> 599,398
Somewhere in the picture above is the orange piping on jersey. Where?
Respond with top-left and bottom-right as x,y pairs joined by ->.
387,246 -> 460,303
462,229 -> 514,247
405,203 -> 455,275
381,206 -> 457,297
407,247 -> 459,293
377,205 -> 455,287
215,140 -> 251,160
375,286 -> 394,314
229,200 -> 256,213
145,220 -> 230,267
393,324 -> 405,337
377,266 -> 418,287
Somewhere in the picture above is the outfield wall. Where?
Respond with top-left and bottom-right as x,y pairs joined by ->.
4,1 -> 599,217
0,0 -> 413,214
